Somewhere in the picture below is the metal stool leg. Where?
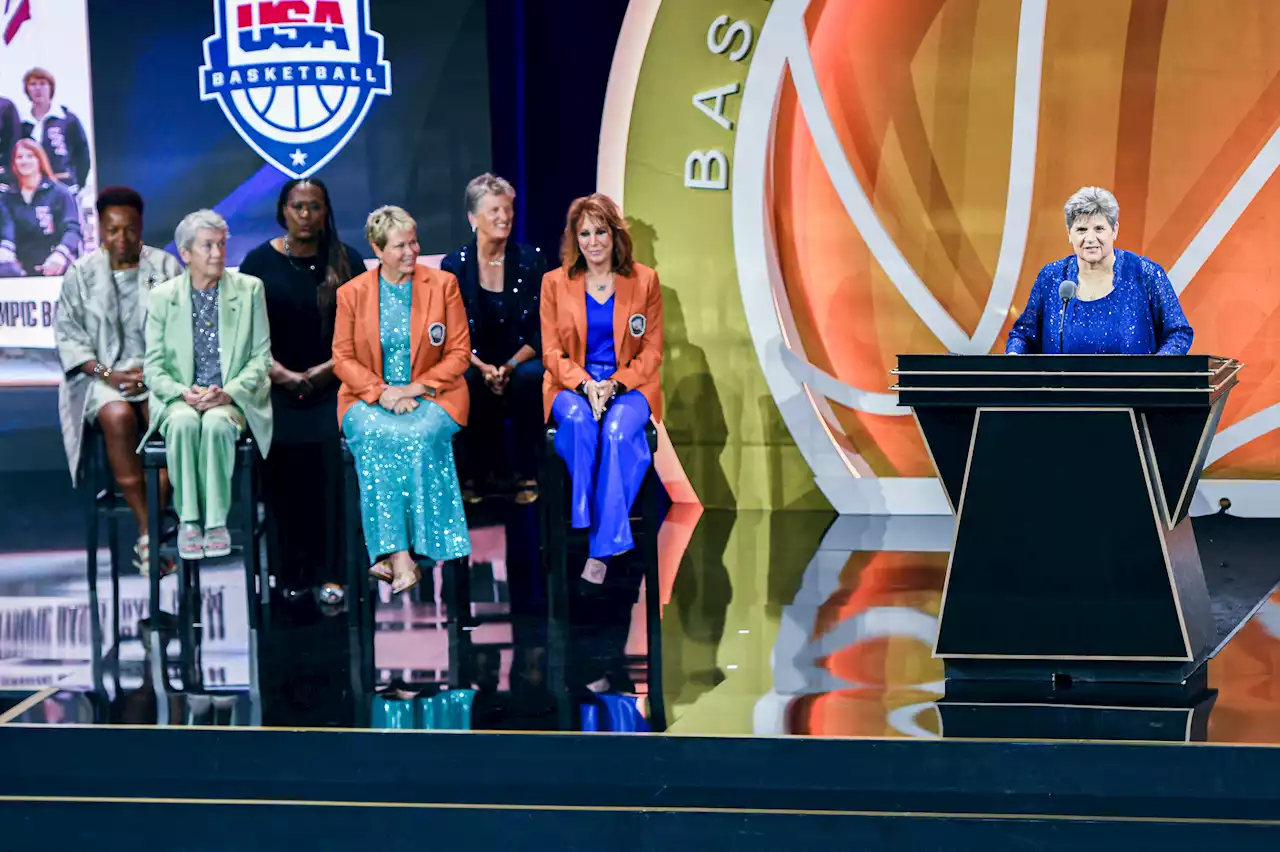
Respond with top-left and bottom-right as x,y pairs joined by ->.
343,455 -> 371,725
146,466 -> 163,625
640,467 -> 666,730
237,445 -> 260,634
542,428 -> 572,729
445,557 -> 472,689
340,450 -> 377,696
83,441 -> 107,698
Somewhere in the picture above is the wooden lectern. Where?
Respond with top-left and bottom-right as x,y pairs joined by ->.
895,354 -> 1261,683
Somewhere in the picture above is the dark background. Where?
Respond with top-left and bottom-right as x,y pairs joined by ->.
0,0 -> 628,532
87,0 -> 493,262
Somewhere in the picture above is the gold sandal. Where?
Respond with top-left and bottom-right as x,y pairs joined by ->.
391,563 -> 422,595
514,479 -> 539,505
368,560 -> 393,583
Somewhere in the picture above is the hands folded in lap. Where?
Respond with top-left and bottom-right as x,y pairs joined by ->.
183,385 -> 235,412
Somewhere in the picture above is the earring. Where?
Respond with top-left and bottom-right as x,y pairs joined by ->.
471,224 -> 477,233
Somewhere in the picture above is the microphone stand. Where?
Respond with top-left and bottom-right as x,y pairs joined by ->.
1059,297 -> 1070,354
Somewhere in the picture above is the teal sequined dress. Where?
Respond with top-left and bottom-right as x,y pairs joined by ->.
341,276 -> 471,563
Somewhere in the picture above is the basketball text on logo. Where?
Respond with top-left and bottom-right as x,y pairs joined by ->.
198,0 -> 392,179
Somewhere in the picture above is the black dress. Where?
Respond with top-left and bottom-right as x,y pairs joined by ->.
239,239 -> 365,590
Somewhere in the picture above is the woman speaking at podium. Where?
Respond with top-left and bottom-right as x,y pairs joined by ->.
1005,186 -> 1193,355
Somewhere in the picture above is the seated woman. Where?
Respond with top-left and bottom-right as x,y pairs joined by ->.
440,173 -> 546,504
333,205 -> 472,594
1006,186 -> 1193,355
0,138 -> 80,276
239,177 -> 364,602
540,193 -> 663,591
55,186 -> 183,572
140,209 -> 273,560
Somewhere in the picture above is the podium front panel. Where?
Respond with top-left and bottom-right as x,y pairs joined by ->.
934,408 -> 1197,661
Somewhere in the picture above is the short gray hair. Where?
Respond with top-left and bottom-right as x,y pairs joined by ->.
365,205 -> 416,250
464,173 -> 515,214
174,209 -> 228,251
1063,186 -> 1119,230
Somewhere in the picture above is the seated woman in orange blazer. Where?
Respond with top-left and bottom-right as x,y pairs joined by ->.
541,193 -> 663,591
333,205 -> 472,594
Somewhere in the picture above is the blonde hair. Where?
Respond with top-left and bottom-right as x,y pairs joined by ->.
364,205 -> 416,250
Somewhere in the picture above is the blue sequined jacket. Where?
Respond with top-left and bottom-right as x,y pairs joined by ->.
440,239 -> 546,361
1005,248 -> 1194,355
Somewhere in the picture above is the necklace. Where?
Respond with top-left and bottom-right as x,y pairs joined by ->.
485,257 -> 504,267
590,273 -> 613,293
283,235 -> 318,272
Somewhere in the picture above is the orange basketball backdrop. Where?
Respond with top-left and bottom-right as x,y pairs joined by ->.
772,0 -> 1280,480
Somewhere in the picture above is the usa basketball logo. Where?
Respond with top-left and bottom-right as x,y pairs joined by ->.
199,0 -> 391,179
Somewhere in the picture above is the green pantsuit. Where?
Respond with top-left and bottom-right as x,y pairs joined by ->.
160,401 -> 245,527
140,270 -> 274,527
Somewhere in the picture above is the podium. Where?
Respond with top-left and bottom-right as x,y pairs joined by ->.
894,354 -> 1261,683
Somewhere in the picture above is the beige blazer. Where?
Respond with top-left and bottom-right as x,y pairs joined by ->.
54,245 -> 183,483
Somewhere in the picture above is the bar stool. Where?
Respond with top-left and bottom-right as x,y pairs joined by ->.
340,438 -> 474,713
79,424 -> 134,696
538,420 -> 666,731
141,433 -> 267,692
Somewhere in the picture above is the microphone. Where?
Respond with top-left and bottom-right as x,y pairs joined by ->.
1058,280 -> 1077,354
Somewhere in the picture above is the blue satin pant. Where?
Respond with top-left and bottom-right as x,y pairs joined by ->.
551,390 -> 652,559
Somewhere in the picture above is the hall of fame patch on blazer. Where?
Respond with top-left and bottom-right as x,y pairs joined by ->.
428,322 -> 445,346
628,313 -> 646,337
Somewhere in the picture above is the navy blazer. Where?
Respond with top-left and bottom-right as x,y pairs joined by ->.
440,239 -> 546,362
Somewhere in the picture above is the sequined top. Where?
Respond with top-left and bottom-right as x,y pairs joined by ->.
111,268 -> 146,367
584,293 -> 616,382
191,286 -> 223,386
1005,249 -> 1194,355
439,240 -> 547,361
379,275 -> 413,384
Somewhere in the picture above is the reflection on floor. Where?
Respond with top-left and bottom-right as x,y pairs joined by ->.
3,499 -> 1280,743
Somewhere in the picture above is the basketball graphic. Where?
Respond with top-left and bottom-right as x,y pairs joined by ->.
199,0 -> 391,179
736,0 -> 1280,513
604,0 -> 1280,515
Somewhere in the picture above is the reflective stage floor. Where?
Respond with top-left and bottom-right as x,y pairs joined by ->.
4,488 -> 1280,745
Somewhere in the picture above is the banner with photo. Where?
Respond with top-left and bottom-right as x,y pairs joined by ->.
0,0 -> 96,375
0,0 -> 490,380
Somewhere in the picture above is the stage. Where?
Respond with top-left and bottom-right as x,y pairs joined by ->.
4,477 -> 1280,846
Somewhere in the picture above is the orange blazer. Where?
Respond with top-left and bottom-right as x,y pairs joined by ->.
333,265 -> 471,427
539,262 -> 664,422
